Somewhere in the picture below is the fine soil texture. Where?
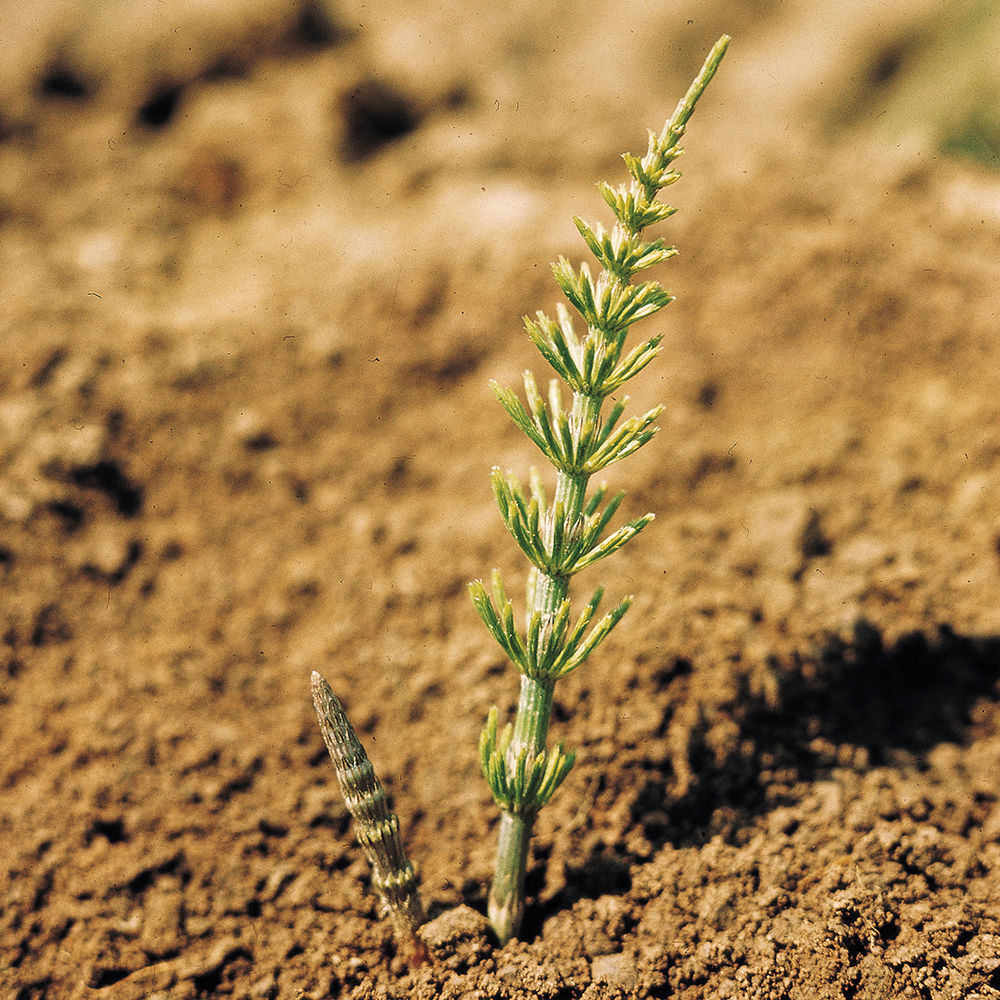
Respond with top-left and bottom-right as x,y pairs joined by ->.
2,2 -> 1000,999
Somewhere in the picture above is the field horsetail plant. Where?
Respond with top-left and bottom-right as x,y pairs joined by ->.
472,35 -> 729,944
312,35 -> 728,956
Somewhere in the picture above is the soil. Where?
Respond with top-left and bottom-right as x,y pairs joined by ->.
2,2 -> 1000,999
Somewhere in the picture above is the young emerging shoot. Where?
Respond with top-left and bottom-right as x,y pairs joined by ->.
471,36 -> 729,944
310,671 -> 428,964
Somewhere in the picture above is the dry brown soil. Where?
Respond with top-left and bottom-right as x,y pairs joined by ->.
2,2 -> 1000,998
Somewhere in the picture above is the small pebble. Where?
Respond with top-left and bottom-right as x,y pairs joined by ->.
591,952 -> 637,988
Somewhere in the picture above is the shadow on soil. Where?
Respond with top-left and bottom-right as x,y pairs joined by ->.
653,619 -> 1000,850
523,620 -> 1000,931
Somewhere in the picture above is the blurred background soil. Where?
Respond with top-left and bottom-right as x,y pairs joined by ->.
2,1 -> 1000,998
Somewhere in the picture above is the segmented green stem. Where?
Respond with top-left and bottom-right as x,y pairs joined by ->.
477,36 -> 729,945
311,671 -> 427,962
488,393 -> 597,941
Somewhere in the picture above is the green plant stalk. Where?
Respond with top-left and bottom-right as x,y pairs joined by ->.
477,36 -> 729,945
489,397 -> 595,940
